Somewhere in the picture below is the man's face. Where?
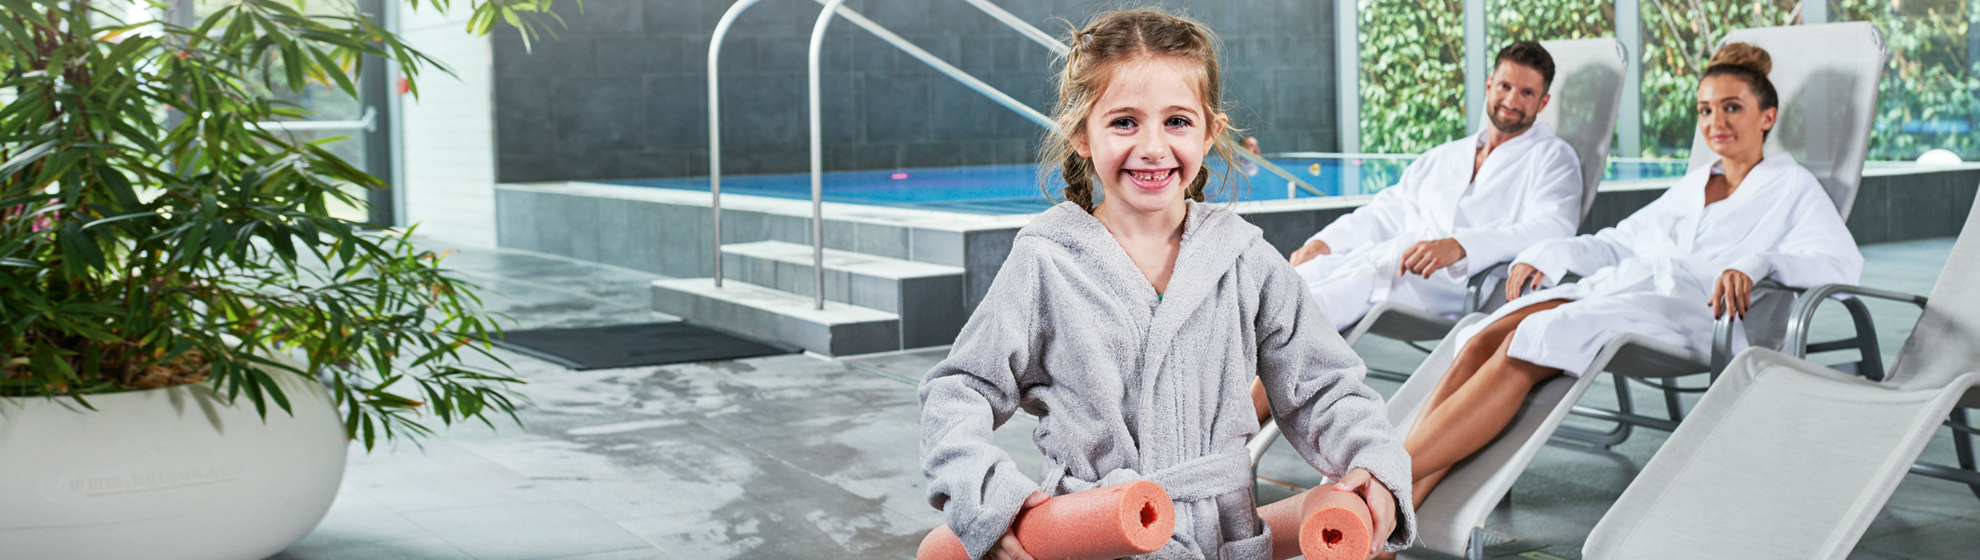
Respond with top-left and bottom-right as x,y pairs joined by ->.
1483,61 -> 1550,135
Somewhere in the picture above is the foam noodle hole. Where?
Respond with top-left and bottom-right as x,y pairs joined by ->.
1298,488 -> 1374,560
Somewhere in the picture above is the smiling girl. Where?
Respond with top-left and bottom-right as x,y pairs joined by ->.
918,8 -> 1415,560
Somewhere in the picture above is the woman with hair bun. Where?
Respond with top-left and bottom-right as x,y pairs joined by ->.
1390,42 -> 1863,512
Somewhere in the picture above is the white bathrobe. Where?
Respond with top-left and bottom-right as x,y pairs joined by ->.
1295,122 -> 1582,331
1457,152 -> 1864,375
920,201 -> 1417,560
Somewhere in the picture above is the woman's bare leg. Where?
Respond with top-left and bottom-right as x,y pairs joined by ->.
1408,301 -> 1565,441
1405,300 -> 1568,503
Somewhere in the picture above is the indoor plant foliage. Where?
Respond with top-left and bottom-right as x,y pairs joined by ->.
0,0 -> 560,448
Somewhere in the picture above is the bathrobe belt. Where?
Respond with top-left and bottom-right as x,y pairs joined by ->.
1044,448 -> 1253,502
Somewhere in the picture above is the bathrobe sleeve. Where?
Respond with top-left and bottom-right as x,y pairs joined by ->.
1515,194 -> 1670,285
1723,187 -> 1863,288
919,243 -> 1049,559
1449,144 -> 1582,267
1252,244 -> 1419,550
1308,156 -> 1433,252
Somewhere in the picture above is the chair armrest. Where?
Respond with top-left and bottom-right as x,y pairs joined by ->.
1489,263 -> 1583,306
1709,280 -> 1804,376
1464,261 -> 1512,314
1784,283 -> 1928,360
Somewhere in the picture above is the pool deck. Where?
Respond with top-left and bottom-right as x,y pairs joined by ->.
265,234 -> 1978,560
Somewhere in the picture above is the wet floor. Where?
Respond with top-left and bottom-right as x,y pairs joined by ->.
272,237 -> 1978,560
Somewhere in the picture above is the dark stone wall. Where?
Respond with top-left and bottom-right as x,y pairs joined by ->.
492,0 -> 1339,183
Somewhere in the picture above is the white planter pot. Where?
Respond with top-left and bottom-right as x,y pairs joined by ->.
0,370 -> 347,560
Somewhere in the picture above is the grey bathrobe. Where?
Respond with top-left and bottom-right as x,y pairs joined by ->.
920,201 -> 1417,560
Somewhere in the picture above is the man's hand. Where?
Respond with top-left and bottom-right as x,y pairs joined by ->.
988,493 -> 1051,560
1397,238 -> 1466,278
1289,239 -> 1332,266
1709,269 -> 1755,320
1334,468 -> 1397,557
1505,262 -> 1545,302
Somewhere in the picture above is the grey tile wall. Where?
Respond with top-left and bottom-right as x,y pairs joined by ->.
492,0 -> 1340,183
1850,170 -> 1980,244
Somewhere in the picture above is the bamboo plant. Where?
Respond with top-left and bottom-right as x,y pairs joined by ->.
0,0 -> 562,448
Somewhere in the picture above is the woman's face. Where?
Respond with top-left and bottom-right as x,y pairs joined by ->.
1072,56 -> 1224,216
1696,74 -> 1777,161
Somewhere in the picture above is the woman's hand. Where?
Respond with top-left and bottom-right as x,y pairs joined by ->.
1290,239 -> 1332,266
1710,269 -> 1754,320
988,492 -> 1051,560
1333,468 -> 1398,558
1505,262 -> 1546,302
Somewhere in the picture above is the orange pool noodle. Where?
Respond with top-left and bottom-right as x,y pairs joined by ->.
1298,488 -> 1374,560
916,481 -> 1176,560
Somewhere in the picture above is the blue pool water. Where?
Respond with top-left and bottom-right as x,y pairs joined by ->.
601,157 -> 1691,215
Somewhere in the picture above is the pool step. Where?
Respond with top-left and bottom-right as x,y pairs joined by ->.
719,241 -> 966,349
650,278 -> 901,357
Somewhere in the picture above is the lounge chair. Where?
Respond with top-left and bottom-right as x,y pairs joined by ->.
1580,195 -> 1980,560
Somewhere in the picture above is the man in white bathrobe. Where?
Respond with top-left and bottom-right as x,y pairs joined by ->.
1289,41 -> 1584,333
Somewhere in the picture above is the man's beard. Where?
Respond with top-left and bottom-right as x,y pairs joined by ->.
1488,102 -> 1536,135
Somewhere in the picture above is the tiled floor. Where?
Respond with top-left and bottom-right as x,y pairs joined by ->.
273,237 -> 1978,560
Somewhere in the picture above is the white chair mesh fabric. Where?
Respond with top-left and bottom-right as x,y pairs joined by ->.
1684,22 -> 1885,218
1888,196 -> 1980,392
1535,38 -> 1627,222
1583,352 -> 1976,560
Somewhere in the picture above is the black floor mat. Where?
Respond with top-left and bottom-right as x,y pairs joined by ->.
497,322 -> 799,370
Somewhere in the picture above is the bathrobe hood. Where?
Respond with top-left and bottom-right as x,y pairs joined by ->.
921,200 -> 1417,559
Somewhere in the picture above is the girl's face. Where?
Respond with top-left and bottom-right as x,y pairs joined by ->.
1696,74 -> 1777,161
1072,56 -> 1224,216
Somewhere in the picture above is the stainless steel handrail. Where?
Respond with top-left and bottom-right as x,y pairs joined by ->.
708,0 -> 768,288
1233,147 -> 1326,197
961,0 -> 1062,53
804,0 -> 1058,311
808,0 -> 850,310
811,0 -> 1054,129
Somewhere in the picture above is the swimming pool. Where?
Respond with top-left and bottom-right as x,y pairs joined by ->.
599,156 -> 1693,215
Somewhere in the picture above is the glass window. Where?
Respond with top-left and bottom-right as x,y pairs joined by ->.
1833,0 -> 1979,161
1358,0 -> 1467,155
1635,0 -> 1801,158
1488,0 -> 1616,49
180,0 -> 374,222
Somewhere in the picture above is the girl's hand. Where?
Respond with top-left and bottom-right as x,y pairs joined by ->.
988,492 -> 1051,560
1710,269 -> 1754,320
1505,262 -> 1546,302
1333,468 -> 1398,557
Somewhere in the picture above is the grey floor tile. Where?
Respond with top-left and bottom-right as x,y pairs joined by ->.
1854,514 -> 1980,559
340,440 -> 574,515
290,491 -> 433,550
269,536 -> 474,560
543,548 -> 676,560
400,500 -> 652,560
